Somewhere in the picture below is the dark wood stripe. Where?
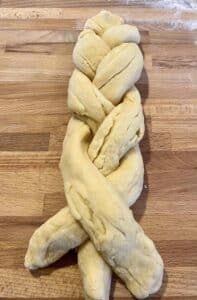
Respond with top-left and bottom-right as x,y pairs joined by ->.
0,133 -> 50,151
0,0 -> 194,8
43,192 -> 66,216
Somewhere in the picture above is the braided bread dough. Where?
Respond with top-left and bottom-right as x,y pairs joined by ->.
25,11 -> 163,299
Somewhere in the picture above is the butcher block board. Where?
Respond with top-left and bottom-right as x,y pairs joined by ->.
0,1 -> 197,299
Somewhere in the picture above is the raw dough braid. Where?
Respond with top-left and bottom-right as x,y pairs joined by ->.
25,11 -> 163,300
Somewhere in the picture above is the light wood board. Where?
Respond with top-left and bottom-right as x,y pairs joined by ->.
0,1 -> 197,299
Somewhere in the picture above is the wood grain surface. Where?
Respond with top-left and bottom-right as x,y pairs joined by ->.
0,1 -> 197,299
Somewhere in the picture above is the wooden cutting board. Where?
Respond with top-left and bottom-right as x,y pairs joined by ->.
0,1 -> 196,299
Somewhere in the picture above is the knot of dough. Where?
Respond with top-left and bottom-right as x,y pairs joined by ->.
25,11 -> 163,300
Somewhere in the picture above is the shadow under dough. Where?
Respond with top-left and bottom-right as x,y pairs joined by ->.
29,249 -> 77,278
133,65 -> 150,223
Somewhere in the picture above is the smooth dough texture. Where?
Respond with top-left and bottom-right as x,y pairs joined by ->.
25,10 -> 163,300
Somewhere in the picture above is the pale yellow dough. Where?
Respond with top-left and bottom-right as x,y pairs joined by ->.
25,10 -> 163,300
